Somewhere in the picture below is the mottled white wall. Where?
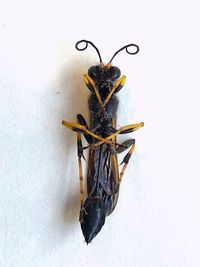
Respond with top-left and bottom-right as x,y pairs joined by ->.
1,1 -> 200,266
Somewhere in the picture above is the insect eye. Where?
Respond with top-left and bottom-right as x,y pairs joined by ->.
109,66 -> 121,80
88,66 -> 102,80
92,72 -> 97,78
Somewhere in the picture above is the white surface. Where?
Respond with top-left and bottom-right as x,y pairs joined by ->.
1,0 -> 200,266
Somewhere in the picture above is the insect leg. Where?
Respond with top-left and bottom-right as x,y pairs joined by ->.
76,115 -> 98,205
91,122 -> 144,148
62,121 -> 112,144
77,114 -> 93,144
62,120 -> 114,145
83,73 -> 104,110
77,132 -> 85,205
103,75 -> 126,107
116,139 -> 135,154
112,116 -> 120,184
119,142 -> 136,183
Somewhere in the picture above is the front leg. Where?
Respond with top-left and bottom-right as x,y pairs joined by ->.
62,120 -> 112,145
77,114 -> 93,144
83,73 -> 104,111
90,122 -> 144,148
103,75 -> 126,107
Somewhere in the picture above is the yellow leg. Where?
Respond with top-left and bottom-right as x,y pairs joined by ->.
83,74 -> 104,110
91,122 -> 144,148
77,132 -> 85,205
62,120 -> 114,146
119,143 -> 136,183
103,75 -> 126,107
113,116 -> 119,184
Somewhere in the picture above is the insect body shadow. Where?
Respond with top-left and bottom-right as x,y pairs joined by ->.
58,57 -> 93,235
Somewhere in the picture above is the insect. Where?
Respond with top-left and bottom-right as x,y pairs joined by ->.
62,40 -> 144,244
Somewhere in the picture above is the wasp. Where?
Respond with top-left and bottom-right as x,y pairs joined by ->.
62,40 -> 144,244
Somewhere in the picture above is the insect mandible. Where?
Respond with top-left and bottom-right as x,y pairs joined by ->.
62,40 -> 144,244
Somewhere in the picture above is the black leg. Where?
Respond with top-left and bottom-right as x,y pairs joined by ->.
77,114 -> 93,144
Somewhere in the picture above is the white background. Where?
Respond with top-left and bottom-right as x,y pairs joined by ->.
1,0 -> 200,266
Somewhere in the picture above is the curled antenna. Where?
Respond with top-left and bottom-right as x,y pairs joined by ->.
75,40 -> 102,63
108,43 -> 139,64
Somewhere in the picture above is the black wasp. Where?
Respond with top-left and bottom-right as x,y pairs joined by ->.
62,40 -> 144,244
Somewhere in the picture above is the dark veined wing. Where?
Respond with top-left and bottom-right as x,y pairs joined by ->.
86,143 -> 120,216
86,144 -> 119,196
86,116 -> 120,197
